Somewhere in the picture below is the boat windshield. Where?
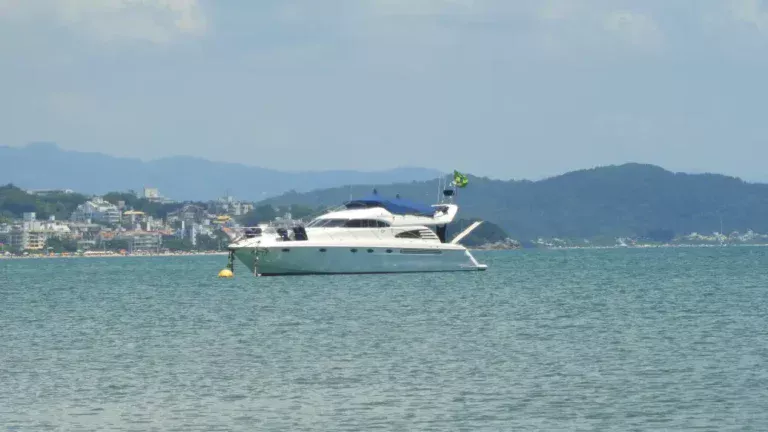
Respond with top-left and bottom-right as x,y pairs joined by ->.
306,219 -> 346,228
306,218 -> 390,228
344,219 -> 390,228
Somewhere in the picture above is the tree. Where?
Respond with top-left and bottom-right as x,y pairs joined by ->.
0,184 -> 40,216
196,233 -> 226,251
275,204 -> 319,221
164,238 -> 194,251
103,192 -> 138,208
0,184 -> 87,220
45,237 -> 79,253
239,205 -> 277,226
288,204 -> 316,220
103,191 -> 185,219
104,239 -> 130,251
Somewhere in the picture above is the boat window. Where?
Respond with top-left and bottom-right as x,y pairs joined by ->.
350,248 -> 358,253
367,249 -> 374,253
306,219 -> 324,227
306,219 -> 323,227
306,219 -> 346,227
308,218 -> 389,228
319,248 -> 327,252
395,230 -> 422,239
344,219 -> 390,228
323,219 -> 348,228
400,249 -> 442,255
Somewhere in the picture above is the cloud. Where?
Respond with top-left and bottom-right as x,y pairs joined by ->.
506,2 -> 663,56
602,10 -> 663,50
536,0 -> 583,21
359,0 -> 667,54
0,0 -> 207,44
368,0 -> 479,16
730,0 -> 768,32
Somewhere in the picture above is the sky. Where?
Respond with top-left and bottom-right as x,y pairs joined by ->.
1,0 -> 768,181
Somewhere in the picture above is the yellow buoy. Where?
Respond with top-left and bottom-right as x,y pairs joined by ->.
218,268 -> 234,278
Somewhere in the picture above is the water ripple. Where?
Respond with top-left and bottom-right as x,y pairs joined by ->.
2,249 -> 768,430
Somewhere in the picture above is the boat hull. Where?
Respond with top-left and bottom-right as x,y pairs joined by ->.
232,245 -> 486,276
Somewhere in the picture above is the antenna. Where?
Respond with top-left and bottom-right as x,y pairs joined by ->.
436,172 -> 444,203
720,211 -> 724,235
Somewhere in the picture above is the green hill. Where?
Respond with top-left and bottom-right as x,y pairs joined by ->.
0,184 -> 88,222
258,164 -> 768,240
448,219 -> 511,247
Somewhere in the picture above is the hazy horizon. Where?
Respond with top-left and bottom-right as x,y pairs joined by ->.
3,1 -> 768,181
5,141 -> 764,186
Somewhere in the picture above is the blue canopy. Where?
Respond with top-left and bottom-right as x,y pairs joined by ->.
345,194 -> 435,217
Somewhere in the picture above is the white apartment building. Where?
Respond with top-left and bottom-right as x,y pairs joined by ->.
6,228 -> 48,250
213,196 -> 254,216
71,198 -> 121,225
115,232 -> 162,252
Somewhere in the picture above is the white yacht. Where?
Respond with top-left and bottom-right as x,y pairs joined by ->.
225,191 -> 487,276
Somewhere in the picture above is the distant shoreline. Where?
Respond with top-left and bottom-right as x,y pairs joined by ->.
0,251 -> 228,260
470,243 -> 768,251
4,243 -> 767,260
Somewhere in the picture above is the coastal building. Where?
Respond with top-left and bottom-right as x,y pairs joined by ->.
168,204 -> 207,224
211,196 -> 254,217
77,239 -> 97,250
115,232 -> 162,252
142,187 -> 174,204
0,227 -> 12,249
67,222 -> 103,242
5,229 -> 23,250
26,189 -> 75,196
123,210 -> 145,227
42,222 -> 72,238
227,202 -> 253,216
184,223 -> 200,246
143,187 -> 160,200
71,198 -> 121,225
6,228 -> 47,250
21,212 -> 38,231
26,231 -> 47,250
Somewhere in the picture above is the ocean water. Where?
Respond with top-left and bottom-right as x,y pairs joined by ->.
2,248 -> 768,431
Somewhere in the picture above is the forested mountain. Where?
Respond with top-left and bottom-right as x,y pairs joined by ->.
6,156 -> 768,242
0,143 -> 441,201
259,164 -> 768,240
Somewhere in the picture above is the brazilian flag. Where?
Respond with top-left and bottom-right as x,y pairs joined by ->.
453,170 -> 469,188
